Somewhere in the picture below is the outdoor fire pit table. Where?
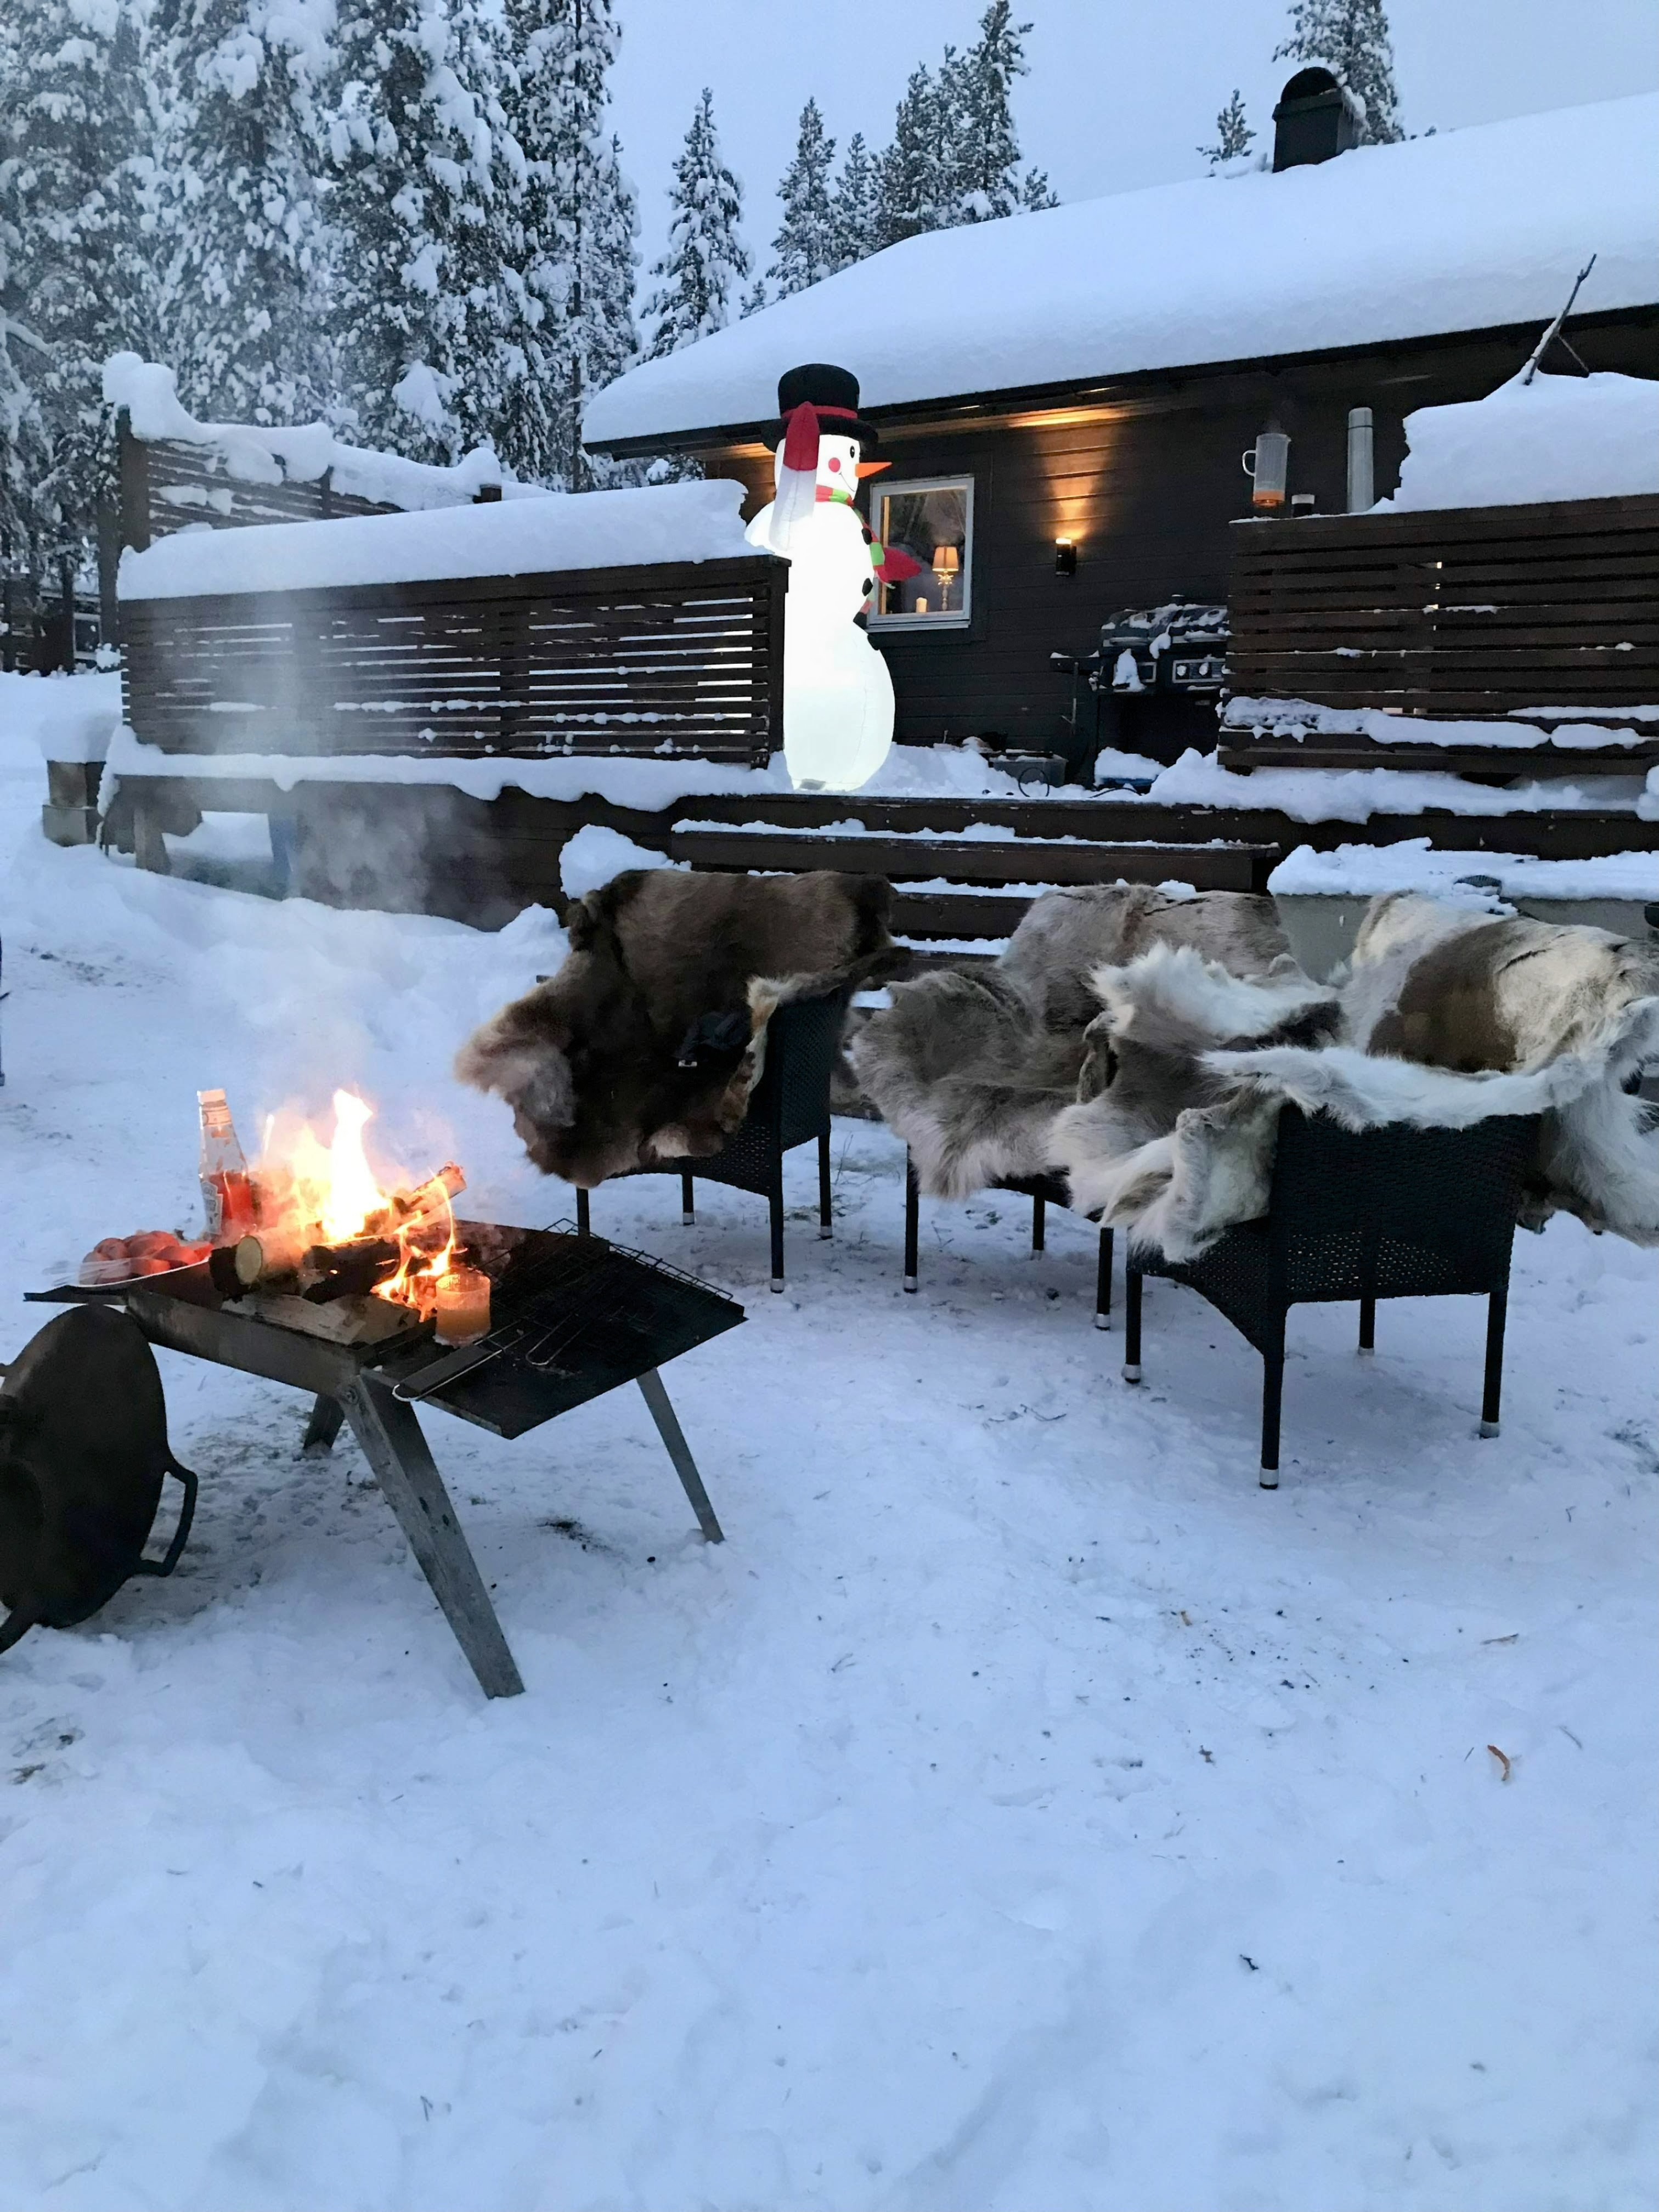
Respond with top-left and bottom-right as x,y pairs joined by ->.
30,1222 -> 744,1698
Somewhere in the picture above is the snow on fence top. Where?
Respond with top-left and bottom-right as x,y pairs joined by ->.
102,353 -> 546,512
583,94 -> 1659,448
117,479 -> 761,601
1377,371 -> 1659,511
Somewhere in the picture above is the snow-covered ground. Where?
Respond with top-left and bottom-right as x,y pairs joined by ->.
1,687 -> 1656,2211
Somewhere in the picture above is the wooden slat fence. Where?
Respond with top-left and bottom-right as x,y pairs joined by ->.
121,557 -> 788,766
1227,493 -> 1659,739
119,422 -> 408,548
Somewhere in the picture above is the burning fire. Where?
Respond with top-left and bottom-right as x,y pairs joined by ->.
254,1088 -> 460,1316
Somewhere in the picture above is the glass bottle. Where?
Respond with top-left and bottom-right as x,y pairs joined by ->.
198,1088 -> 256,1244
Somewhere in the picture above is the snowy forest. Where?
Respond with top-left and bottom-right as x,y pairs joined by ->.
0,0 -> 1401,577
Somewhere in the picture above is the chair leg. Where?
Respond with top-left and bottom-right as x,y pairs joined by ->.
1122,1267 -> 1142,1381
817,1128 -> 833,1239
1031,1191 -> 1046,1256
1095,1226 -> 1114,1330
1259,1315 -> 1286,1489
769,1168 -> 785,1293
904,1149 -> 919,1293
575,1188 -> 590,1237
1358,1294 -> 1376,1353
1480,1280 -> 1509,1437
680,1169 -> 695,1227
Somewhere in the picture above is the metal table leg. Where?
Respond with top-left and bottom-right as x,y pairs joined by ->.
341,1372 -> 524,1697
636,1367 -> 724,1543
302,1393 -> 345,1453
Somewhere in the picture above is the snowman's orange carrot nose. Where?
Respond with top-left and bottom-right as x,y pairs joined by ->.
856,459 -> 890,478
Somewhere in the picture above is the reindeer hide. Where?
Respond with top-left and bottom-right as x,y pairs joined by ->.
852,885 -> 1307,1199
456,868 -> 899,1186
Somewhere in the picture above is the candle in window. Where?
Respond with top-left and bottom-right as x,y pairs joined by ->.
435,1263 -> 491,1344
915,594 -> 928,614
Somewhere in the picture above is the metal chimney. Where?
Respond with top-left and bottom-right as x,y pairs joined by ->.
1272,69 -> 1361,172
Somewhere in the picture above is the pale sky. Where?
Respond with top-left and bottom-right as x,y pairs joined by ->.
609,0 -> 1659,280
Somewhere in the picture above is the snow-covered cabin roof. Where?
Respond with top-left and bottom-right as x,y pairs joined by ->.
117,480 -> 760,600
584,94 -> 1659,452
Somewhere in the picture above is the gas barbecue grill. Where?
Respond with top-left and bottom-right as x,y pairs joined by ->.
24,1222 -> 743,1698
1098,599 -> 1231,697
1051,599 -> 1231,785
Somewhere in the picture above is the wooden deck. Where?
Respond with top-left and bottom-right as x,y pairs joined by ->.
1227,493 -> 1659,728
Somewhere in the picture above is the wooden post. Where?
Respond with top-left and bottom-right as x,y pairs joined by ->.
116,408 -> 151,553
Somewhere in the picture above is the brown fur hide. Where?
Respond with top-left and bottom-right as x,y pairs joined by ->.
457,868 -> 898,1186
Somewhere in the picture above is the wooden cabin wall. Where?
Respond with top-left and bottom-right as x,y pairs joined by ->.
693,312 -> 1659,765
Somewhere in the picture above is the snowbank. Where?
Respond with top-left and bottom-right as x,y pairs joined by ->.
0,668 -> 123,761
558,824 -> 680,901
1222,696 -> 1659,751
1270,836 -> 1659,903
585,95 -> 1659,445
1144,745 -> 1652,822
1378,371 -> 1659,512
117,480 -> 764,600
102,353 -> 545,511
102,725 -> 1034,808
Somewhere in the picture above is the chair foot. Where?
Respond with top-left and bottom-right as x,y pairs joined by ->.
682,1212 -> 695,1227
770,1276 -> 784,1294
1356,1345 -> 1375,1357
1259,1465 -> 1280,1491
1094,1311 -> 1111,1331
902,1274 -> 917,1294
1122,1362 -> 1142,1384
1479,1418 -> 1500,1438
818,1224 -> 832,1240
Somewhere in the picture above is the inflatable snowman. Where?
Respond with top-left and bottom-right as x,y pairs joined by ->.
745,363 -> 921,792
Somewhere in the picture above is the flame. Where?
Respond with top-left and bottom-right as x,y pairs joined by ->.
250,1088 -> 461,1318
321,1090 -> 382,1242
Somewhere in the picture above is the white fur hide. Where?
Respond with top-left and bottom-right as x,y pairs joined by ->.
1055,901 -> 1659,1261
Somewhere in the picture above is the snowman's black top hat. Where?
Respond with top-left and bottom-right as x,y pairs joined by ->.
769,363 -> 881,452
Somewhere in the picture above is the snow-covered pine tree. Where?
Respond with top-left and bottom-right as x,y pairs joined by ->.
828,130 -> 876,269
873,63 -> 963,249
0,153 -> 48,552
949,3 -> 1056,221
1274,0 -> 1403,143
641,88 -> 751,359
326,0 -> 516,461
495,0 -> 637,487
1199,89 -> 1255,167
0,0 -> 161,555
768,97 -> 836,297
151,0 -> 336,426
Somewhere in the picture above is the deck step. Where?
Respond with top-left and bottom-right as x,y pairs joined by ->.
668,824 -> 1278,895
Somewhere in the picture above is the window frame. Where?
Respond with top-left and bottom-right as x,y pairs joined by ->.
866,473 -> 975,634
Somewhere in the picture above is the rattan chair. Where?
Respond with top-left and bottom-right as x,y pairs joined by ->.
577,983 -> 852,1291
1122,1105 -> 1542,1486
904,1160 -> 1115,1327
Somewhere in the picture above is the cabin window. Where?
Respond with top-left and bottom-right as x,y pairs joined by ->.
869,476 -> 973,630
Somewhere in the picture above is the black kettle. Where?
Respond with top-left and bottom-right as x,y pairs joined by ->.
0,1305 -> 199,1654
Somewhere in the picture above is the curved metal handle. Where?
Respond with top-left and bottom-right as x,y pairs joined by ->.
134,1452 -> 199,1579
0,1601 -> 40,1655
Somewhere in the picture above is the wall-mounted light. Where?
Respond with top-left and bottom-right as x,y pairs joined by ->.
1054,538 -> 1077,577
